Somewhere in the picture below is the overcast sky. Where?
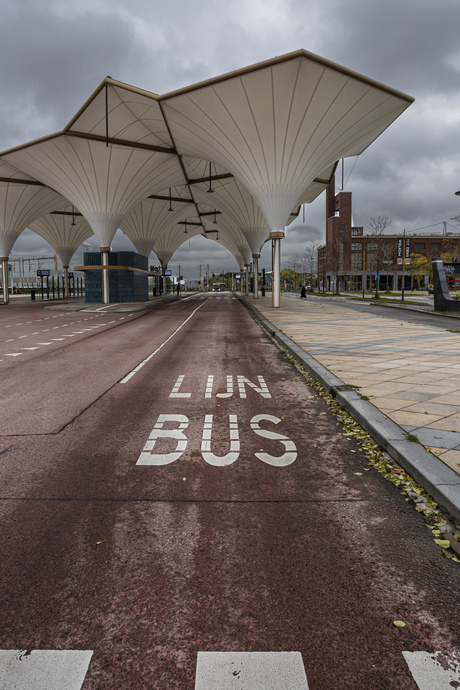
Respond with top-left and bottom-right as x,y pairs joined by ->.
4,0 -> 460,279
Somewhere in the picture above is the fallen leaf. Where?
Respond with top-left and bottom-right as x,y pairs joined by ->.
183,477 -> 186,481
393,621 -> 406,628
353,472 -> 363,476
96,541 -> 102,545
434,539 -> 451,549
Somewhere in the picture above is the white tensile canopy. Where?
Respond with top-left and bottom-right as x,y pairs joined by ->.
0,49 -> 413,305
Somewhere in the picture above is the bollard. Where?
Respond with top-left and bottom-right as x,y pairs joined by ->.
30,289 -> 35,301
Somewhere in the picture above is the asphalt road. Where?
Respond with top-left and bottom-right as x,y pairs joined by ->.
0,294 -> 459,689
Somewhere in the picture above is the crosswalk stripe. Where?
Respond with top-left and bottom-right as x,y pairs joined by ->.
194,652 -> 309,689
403,651 -> 460,689
0,650 -> 93,690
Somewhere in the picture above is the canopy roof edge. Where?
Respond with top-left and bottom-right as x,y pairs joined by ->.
64,76 -> 160,133
158,48 -> 415,104
0,131 -> 63,156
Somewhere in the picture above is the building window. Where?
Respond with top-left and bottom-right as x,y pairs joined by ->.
351,242 -> 362,251
430,243 -> 441,250
339,224 -> 345,237
367,251 -> 377,270
351,253 -> 362,270
414,242 -> 425,251
367,242 -> 378,250
352,227 -> 363,236
339,242 -> 344,271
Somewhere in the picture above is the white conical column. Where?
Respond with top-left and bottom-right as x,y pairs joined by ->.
1,258 -> 8,304
161,263 -> 168,295
245,264 -> 250,295
271,231 -> 284,308
252,254 -> 260,299
63,265 -> 69,298
100,247 -> 110,304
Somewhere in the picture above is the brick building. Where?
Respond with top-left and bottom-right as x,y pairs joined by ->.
318,180 -> 460,291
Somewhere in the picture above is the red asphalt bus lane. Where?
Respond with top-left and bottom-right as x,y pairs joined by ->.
0,295 -> 206,435
0,294 -> 459,688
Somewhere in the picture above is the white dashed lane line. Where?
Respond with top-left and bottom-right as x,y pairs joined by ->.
0,316 -> 119,360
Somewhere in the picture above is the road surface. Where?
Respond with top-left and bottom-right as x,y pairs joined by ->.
0,294 -> 459,688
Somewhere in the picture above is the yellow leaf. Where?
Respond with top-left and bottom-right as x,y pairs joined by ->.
96,541 -> 102,545
393,620 -> 406,628
353,472 -> 363,476
434,539 -> 451,549
183,477 -> 186,481
432,530 -> 441,536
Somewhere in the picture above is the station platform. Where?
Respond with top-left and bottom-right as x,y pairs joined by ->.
241,292 -> 460,521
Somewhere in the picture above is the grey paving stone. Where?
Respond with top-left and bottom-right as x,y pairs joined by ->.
410,427 -> 460,450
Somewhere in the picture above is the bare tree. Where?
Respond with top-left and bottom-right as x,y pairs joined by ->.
301,241 -> 320,288
365,216 -> 392,297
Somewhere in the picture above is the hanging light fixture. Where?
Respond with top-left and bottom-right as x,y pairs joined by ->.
168,188 -> 173,212
213,209 -> 217,224
207,162 -> 214,193
71,206 -> 76,226
184,220 -> 188,234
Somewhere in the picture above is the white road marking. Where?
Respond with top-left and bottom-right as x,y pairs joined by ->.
403,651 -> 460,689
95,303 -> 122,311
238,375 -> 271,398
50,338 -> 65,341
37,342 -> 53,345
4,325 -> 11,328
251,415 -> 297,466
205,375 -> 214,398
0,649 -> 93,690
20,347 -> 38,351
216,375 -> 234,398
18,335 -> 26,339
121,301 -> 206,383
5,339 -> 13,342
201,414 -> 240,466
4,353 -> 22,357
194,652 -> 308,689
137,414 -> 189,465
169,375 -> 192,398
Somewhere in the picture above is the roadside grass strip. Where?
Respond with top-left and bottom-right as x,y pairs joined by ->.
284,350 -> 460,565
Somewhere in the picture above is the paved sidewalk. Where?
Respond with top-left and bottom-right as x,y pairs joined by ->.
242,292 -> 460,518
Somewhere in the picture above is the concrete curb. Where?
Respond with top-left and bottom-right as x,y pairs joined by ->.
239,296 -> 460,522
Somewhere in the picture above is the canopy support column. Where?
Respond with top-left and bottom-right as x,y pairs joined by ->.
1,258 -> 9,304
100,247 -> 110,304
270,231 -> 284,308
161,264 -> 168,295
252,254 -> 260,298
245,264 -> 250,295
63,265 -> 69,298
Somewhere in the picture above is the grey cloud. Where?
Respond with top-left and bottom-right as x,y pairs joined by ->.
1,0 -> 460,278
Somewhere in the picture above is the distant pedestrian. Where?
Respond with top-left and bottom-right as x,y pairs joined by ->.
300,285 -> 306,298
176,283 -> 180,296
